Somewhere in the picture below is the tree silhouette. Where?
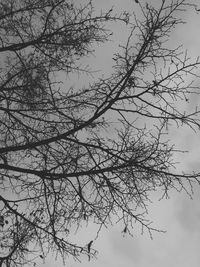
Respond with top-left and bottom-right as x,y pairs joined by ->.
0,0 -> 200,266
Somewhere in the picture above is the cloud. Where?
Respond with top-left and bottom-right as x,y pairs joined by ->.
175,191 -> 200,234
109,229 -> 142,264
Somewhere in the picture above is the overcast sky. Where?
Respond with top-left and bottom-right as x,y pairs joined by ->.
39,1 -> 200,267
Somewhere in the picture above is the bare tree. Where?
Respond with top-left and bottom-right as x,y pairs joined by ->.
0,0 -> 200,266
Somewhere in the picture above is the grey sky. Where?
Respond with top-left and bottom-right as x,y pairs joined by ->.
37,1 -> 200,267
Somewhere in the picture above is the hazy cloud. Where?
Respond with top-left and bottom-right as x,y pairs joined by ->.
110,230 -> 142,264
176,192 -> 200,234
